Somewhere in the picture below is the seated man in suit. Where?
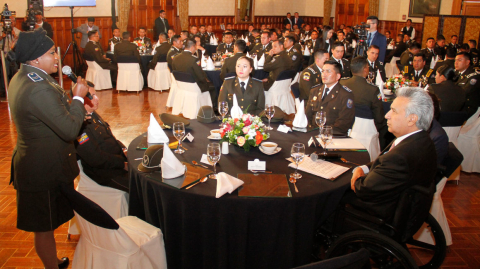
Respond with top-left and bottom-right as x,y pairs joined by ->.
133,27 -> 152,48
262,39 -> 293,91
284,35 -> 303,72
216,32 -> 235,54
305,30 -> 321,53
400,42 -> 421,67
330,41 -> 352,79
341,57 -> 387,148
76,88 -> 129,192
114,31 -> 141,65
84,30 -> 118,84
149,33 -> 172,70
447,35 -> 459,51
167,35 -> 184,70
76,17 -> 101,49
367,45 -> 387,83
107,28 -> 122,51
350,87 -> 437,222
404,53 -> 435,86
220,40 -> 247,81
299,49 -> 329,102
305,60 -> 355,135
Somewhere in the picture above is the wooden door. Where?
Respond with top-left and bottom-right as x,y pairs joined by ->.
128,0 -> 177,41
335,0 -> 369,29
463,1 -> 480,16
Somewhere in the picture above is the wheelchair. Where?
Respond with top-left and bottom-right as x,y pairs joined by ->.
314,181 -> 447,269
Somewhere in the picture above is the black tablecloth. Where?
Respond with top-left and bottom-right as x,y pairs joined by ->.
106,52 -> 153,88
205,44 -> 218,55
127,120 -> 369,269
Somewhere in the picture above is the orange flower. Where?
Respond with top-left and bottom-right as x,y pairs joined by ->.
255,131 -> 263,145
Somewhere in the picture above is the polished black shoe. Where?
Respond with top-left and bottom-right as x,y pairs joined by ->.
58,257 -> 69,269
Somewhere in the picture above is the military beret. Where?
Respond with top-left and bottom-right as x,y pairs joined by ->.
259,106 -> 288,123
160,113 -> 190,127
138,144 -> 164,173
197,106 -> 217,123
16,29 -> 54,64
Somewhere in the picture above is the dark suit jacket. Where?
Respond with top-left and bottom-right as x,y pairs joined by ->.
292,17 -> 304,27
172,51 -> 209,92
76,24 -> 101,48
429,81 -> 466,113
220,53 -> 246,81
149,42 -> 172,69
283,18 -> 293,28
154,17 -> 169,37
9,65 -> 86,192
369,32 -> 387,63
429,119 -> 449,165
354,131 -> 437,222
114,40 -> 141,64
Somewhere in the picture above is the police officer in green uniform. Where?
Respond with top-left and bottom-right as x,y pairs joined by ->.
428,65 -> 466,112
220,39 -> 247,81
113,31 -> 141,64
218,56 -> 265,115
404,53 -> 436,86
421,37 -> 437,67
107,28 -> 122,51
468,40 -> 479,67
248,29 -> 261,51
299,49 -> 329,101
9,29 -> 89,269
216,32 -> 235,54
400,42 -> 421,67
455,52 -> 480,117
305,60 -> 355,135
263,39 -> 293,90
330,41 -> 351,79
250,31 -> 272,59
434,35 -> 447,60
84,30 -> 118,83
366,45 -> 386,82
167,35 -> 184,70
304,30 -> 321,54
149,33 -> 172,69
285,35 -> 303,72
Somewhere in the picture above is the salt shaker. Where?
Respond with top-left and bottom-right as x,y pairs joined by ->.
222,141 -> 229,155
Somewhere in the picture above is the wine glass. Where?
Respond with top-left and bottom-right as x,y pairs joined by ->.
315,111 -> 326,132
207,143 -> 221,179
173,122 -> 185,154
219,101 -> 229,126
290,143 -> 305,179
320,126 -> 333,155
264,104 -> 275,131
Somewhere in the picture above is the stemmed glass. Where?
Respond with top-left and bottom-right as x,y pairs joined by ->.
207,143 -> 221,179
264,104 -> 275,131
173,122 -> 186,154
290,143 -> 305,179
219,101 -> 229,126
320,126 -> 333,155
315,111 -> 326,133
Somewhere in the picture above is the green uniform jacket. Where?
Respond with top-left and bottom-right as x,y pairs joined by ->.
400,50 -> 413,66
305,82 -> 355,135
330,56 -> 352,79
250,42 -> 272,59
84,41 -> 112,69
218,76 -> 265,116
172,51 -> 210,92
299,64 -> 322,101
287,47 -> 304,72
9,65 -> 86,192
107,37 -> 122,51
114,40 -> 142,64
249,36 -> 261,51
167,46 -> 183,70
216,43 -> 234,54
428,80 -> 466,112
368,60 -> 387,82
220,53 -> 246,81
263,50 -> 293,90
455,67 -> 480,117
149,42 -> 172,69
404,66 -> 436,85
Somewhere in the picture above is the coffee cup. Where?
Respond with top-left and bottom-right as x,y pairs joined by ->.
261,142 -> 278,154
210,129 -> 221,138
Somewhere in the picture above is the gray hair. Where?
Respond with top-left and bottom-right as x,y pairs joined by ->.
396,87 -> 434,131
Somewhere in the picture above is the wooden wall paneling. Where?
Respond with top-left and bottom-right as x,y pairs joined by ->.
464,18 -> 480,45
335,0 -> 369,29
463,2 -> 480,16
443,17 -> 463,44
451,0 -> 463,15
421,16 -> 439,48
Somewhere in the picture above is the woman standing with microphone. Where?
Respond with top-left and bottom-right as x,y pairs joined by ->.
9,29 -> 89,269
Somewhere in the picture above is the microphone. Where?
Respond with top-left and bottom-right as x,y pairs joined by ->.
62,66 -> 94,100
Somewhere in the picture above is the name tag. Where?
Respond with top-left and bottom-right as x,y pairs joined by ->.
183,133 -> 194,142
277,124 -> 292,133
248,159 -> 266,171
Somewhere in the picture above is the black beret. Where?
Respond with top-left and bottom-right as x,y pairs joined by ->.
16,29 -> 55,63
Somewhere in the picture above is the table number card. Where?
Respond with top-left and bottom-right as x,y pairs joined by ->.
277,124 -> 292,133
248,159 -> 266,171
184,133 -> 194,142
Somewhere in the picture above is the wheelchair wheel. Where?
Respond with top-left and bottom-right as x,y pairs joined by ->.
407,214 -> 447,269
326,230 -> 418,269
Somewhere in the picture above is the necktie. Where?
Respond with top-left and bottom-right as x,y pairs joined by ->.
415,71 -> 419,79
322,87 -> 329,101
389,141 -> 396,151
240,82 -> 246,94
367,33 -> 372,46
263,45 -> 266,50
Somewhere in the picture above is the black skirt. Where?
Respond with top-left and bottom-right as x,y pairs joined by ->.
16,184 -> 74,232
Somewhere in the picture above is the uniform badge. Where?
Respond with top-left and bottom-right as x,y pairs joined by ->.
27,72 -> 43,82
197,61 -> 200,66
143,155 -> 150,166
171,55 -> 175,60
313,96 -> 317,101
303,72 -> 310,81
77,133 -> 90,145
292,55 -> 297,61
471,79 -> 477,85
347,99 -> 353,109
377,93 -> 382,100
95,47 -> 99,51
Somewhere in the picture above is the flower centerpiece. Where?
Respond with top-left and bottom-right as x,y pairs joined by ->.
133,40 -> 146,53
386,74 -> 411,93
220,114 -> 270,152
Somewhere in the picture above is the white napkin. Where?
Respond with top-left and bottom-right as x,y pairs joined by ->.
215,172 -> 244,198
161,143 -> 186,179
258,53 -> 265,69
375,70 -> 385,100
303,45 -> 311,56
206,57 -> 215,70
292,99 -> 308,128
110,42 -> 115,52
201,54 -> 208,68
246,51 -> 250,58
254,55 -> 259,69
148,113 -> 169,144
210,35 -> 218,45
430,56 -> 437,69
230,94 -> 243,119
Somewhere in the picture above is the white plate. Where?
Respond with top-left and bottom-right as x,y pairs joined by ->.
207,135 -> 222,140
259,146 -> 282,155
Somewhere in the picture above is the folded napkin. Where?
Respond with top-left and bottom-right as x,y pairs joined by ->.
215,172 -> 244,198
201,54 -> 208,68
148,113 -> 169,144
254,55 -> 259,69
210,35 -> 218,45
292,99 -> 308,128
230,94 -> 243,119
161,143 -> 186,179
375,70 -> 385,100
246,51 -> 250,58
430,55 -> 437,69
258,53 -> 265,68
206,57 -> 215,70
110,42 -> 115,52
303,45 -> 311,56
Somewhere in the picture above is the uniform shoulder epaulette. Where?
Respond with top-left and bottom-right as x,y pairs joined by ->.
307,67 -> 316,74
342,85 -> 352,92
27,72 -> 44,83
426,69 -> 433,77
311,83 -> 322,89
224,76 -> 235,80
343,58 -> 349,62
292,48 -> 297,53
466,71 -> 479,78
252,77 -> 263,82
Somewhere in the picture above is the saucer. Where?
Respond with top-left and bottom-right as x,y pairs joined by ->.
259,147 -> 282,155
207,135 -> 222,140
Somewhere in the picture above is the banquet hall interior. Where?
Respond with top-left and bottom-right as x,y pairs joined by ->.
1,0 -> 480,268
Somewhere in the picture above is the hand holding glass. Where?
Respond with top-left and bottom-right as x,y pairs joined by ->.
290,143 -> 305,179
173,122 -> 186,154
320,126 -> 333,155
207,143 -> 221,179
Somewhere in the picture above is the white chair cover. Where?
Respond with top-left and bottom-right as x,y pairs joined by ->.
458,108 -> 480,173
166,73 -> 178,108
413,177 -> 453,246
291,72 -> 300,85
265,79 -> 295,114
117,63 -> 144,92
147,62 -> 171,92
350,117 -> 381,161
85,61 -> 112,90
172,80 -> 212,119
384,56 -> 400,78
68,161 -> 128,235
443,126 -> 462,147
72,214 -> 167,269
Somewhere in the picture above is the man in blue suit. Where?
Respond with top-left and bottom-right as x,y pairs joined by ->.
366,16 -> 387,63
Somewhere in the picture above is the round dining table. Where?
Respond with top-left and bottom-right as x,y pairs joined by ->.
127,119 -> 370,269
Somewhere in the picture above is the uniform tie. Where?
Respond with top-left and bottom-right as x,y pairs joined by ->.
240,82 -> 246,94
321,87 -> 330,101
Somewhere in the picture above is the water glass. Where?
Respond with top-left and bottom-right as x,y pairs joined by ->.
264,104 -> 275,131
320,126 -> 333,155
219,101 -> 229,126
173,122 -> 185,154
290,143 -> 305,179
207,143 -> 221,179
